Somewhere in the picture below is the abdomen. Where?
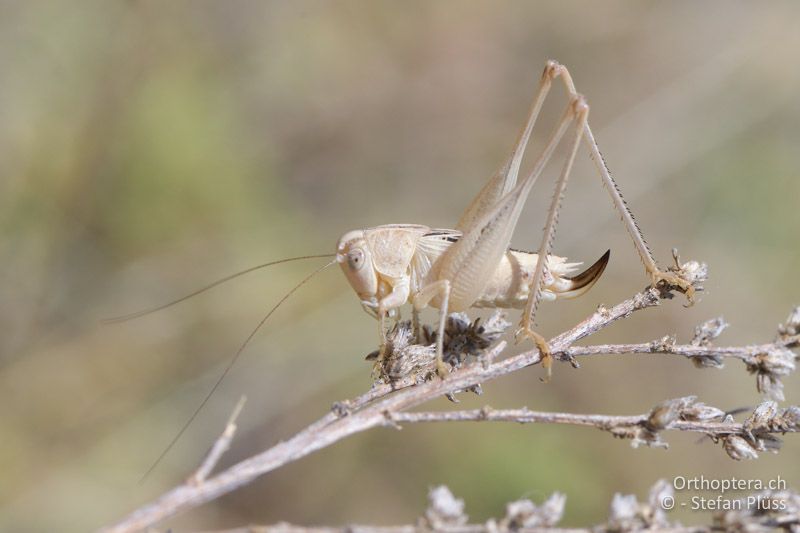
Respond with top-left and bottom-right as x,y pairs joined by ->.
472,250 -> 587,309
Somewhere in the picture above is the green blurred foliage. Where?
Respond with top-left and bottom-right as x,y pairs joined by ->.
0,1 -> 799,531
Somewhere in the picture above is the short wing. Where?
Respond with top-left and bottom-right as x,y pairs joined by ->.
416,229 -> 461,258
411,229 -> 461,290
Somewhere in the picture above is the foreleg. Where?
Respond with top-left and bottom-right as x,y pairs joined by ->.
412,280 -> 451,378
373,278 -> 411,374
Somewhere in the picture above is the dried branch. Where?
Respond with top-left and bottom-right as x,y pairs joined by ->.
101,285 -> 663,533
391,398 -> 800,457
198,481 -> 800,533
101,261 -> 800,533
564,327 -> 799,402
188,396 -> 246,486
564,335 -> 799,365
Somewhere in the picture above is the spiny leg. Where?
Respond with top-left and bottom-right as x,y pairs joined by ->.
371,278 -> 411,377
413,280 -> 451,378
516,96 -> 590,381
437,98 -> 579,314
412,306 -> 422,344
547,60 -> 695,302
434,92 -> 583,382
456,61 -> 562,233
372,309 -> 389,378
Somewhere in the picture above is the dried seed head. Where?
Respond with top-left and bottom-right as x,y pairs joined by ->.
772,405 -> 800,432
777,306 -> 800,339
665,250 -> 709,298
757,373 -> 785,402
426,311 -> 510,366
502,493 -> 565,529
384,344 -> 437,382
680,402 -> 726,422
608,425 -> 668,449
375,312 -> 510,382
538,493 -> 567,527
723,435 -> 759,460
691,317 -> 729,347
746,348 -> 796,401
647,479 -> 674,528
675,257 -> 709,285
373,321 -> 436,381
738,401 -> 785,454
651,334 -> 676,352
752,433 -> 782,454
759,348 -> 796,376
744,401 -> 779,434
503,500 -> 537,528
608,493 -> 640,528
714,489 -> 800,531
690,352 -> 725,369
647,396 -> 696,430
633,289 -> 661,309
606,481 -> 678,531
631,428 -> 669,449
424,485 -> 467,528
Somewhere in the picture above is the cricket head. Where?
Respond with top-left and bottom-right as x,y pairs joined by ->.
336,229 -> 379,307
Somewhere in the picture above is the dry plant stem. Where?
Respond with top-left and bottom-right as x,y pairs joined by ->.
202,526 -> 596,533
392,407 -> 798,436
565,338 -> 800,361
202,478 -> 800,533
102,288 -> 662,533
189,396 -> 246,486
203,525 -> 703,533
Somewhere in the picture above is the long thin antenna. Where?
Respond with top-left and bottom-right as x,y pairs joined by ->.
104,254 -> 335,323
139,258 -> 338,483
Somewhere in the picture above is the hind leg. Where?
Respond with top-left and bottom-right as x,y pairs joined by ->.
549,61 -> 696,302
516,96 -> 590,381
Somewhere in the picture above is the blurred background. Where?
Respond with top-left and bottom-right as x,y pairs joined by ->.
1,1 -> 799,531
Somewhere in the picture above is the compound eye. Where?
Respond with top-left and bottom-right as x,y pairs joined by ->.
347,249 -> 366,271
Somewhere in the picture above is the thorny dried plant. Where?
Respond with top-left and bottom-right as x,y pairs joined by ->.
101,264 -> 800,533
422,485 -> 568,531
367,311 -> 510,386
216,481 -> 800,532
373,287 -> 798,407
